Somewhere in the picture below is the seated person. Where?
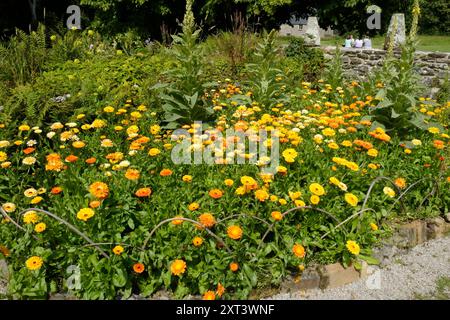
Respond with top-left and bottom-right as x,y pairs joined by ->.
344,36 -> 353,48
363,37 -> 372,49
354,39 -> 363,48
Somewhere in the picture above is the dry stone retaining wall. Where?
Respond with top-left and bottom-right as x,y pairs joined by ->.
322,46 -> 450,91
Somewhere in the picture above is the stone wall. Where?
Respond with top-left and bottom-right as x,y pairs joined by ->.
322,46 -> 450,90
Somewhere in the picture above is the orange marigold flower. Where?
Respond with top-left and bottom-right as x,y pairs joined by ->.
209,189 -> 223,199
394,178 -> 407,189
50,186 -> 63,195
170,259 -> 186,276
160,169 -> 173,177
293,244 -> 306,258
125,168 -> 140,180
216,283 -> 225,297
133,263 -> 145,274
229,262 -> 239,272
135,187 -> 152,197
227,225 -> 243,240
172,216 -> 184,225
271,211 -> 283,221
45,153 -> 64,171
23,147 -> 35,155
65,155 -> 78,163
198,213 -> 216,228
85,157 -> 97,164
203,291 -> 216,300
254,189 -> 269,202
89,182 -> 109,199
89,200 -> 101,209
192,236 -> 203,247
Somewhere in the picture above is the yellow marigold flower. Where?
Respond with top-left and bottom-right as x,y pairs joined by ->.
346,240 -> 360,255
150,125 -> 161,135
293,244 -> 306,258
255,189 -> 269,202
25,256 -> 43,271
182,175 -> 192,183
91,119 -> 106,129
19,124 -> 31,131
344,193 -> 359,207
341,140 -> 353,147
370,223 -> 379,231
309,183 -> 325,196
367,148 -> 378,157
203,291 -> 216,300
113,245 -> 124,255
31,196 -> 43,204
103,106 -> 115,113
188,202 -> 200,211
72,141 -> 85,148
235,186 -> 246,195
24,188 -> 38,198
428,127 -> 440,134
34,222 -> 46,233
23,211 -> 39,224
294,199 -> 306,207
279,198 -> 287,205
322,128 -> 335,137
289,191 -> 302,201
170,259 -> 186,276
148,148 -> 161,156
0,151 -> 7,162
77,208 -> 95,222
227,225 -> 243,240
368,163 -> 378,170
270,195 -> 278,202
224,179 -> 234,187
282,148 -> 298,160
198,213 -> 216,228
192,236 -> 203,247
310,195 -> 320,205
383,187 -> 396,198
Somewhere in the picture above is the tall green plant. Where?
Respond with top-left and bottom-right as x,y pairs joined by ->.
366,1 -> 443,136
153,0 -> 216,128
245,30 -> 286,108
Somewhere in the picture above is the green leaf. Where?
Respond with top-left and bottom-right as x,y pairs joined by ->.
112,268 -> 127,288
358,255 -> 380,265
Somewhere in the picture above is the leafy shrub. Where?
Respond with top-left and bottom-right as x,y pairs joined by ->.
0,25 -> 47,86
284,37 -> 325,82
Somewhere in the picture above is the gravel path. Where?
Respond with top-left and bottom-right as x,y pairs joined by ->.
270,236 -> 450,300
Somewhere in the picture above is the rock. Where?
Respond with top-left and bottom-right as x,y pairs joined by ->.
444,213 -> 450,223
393,220 -> 427,248
317,263 -> 360,289
384,14 -> 406,50
0,259 -> 8,281
281,269 -> 321,292
426,217 -> 450,239
303,17 -> 320,46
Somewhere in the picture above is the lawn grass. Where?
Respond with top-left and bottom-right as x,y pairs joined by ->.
320,35 -> 450,52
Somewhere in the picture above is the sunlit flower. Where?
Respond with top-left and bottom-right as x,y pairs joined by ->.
346,240 -> 360,255
135,188 -> 152,197
199,213 -> 216,228
271,211 -> 283,221
113,245 -> 124,255
25,256 -> 43,271
344,193 -> 359,207
160,169 -> 173,177
309,183 -> 325,196
192,236 -> 203,247
293,244 -> 306,258
77,208 -> 95,222
227,225 -> 243,240
133,263 -> 145,274
34,222 -> 46,233
125,168 -> 140,180
23,211 -> 39,224
383,187 -> 396,198
170,259 -> 186,276
182,175 -> 192,183
203,291 -> 216,300
209,189 -> 223,199
89,182 -> 109,199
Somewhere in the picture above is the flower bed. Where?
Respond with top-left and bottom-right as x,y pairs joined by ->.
0,79 -> 449,299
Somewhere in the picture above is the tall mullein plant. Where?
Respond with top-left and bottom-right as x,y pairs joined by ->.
155,0 -> 215,128
368,1 -> 441,136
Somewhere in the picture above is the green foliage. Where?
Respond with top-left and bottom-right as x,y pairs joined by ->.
325,45 -> 344,89
154,11 -> 216,128
0,25 -> 47,86
284,37 -> 325,82
245,30 -> 287,107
